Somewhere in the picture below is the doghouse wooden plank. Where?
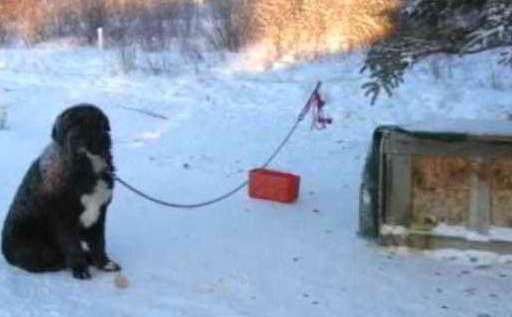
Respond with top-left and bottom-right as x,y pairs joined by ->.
468,159 -> 491,233
383,134 -> 512,158
492,191 -> 512,227
385,155 -> 412,226
491,159 -> 512,227
492,159 -> 512,190
377,144 -> 386,230
412,188 -> 469,226
411,157 -> 469,226
439,157 -> 469,188
413,156 -> 439,189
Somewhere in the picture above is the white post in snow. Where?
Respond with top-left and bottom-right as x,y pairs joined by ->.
97,27 -> 104,51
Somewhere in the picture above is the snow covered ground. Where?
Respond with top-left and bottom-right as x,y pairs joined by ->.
1,45 -> 512,317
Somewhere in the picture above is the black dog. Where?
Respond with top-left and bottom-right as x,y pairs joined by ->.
2,104 -> 120,279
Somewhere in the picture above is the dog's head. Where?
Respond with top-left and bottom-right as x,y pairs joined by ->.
52,104 -> 112,157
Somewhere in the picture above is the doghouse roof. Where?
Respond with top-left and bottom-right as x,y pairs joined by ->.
398,117 -> 512,140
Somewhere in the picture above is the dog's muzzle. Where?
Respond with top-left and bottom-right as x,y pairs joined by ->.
67,127 -> 111,156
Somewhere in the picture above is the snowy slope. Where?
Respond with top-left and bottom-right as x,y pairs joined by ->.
0,46 -> 512,317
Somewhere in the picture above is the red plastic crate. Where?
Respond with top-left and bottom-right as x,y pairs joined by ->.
249,168 -> 300,203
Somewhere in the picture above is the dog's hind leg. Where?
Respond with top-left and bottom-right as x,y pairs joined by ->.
4,243 -> 66,273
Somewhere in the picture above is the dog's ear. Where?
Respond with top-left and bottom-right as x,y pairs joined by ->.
51,114 -> 65,145
104,119 -> 111,132
51,112 -> 75,150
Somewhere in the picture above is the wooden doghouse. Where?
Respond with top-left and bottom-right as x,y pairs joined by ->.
359,120 -> 512,253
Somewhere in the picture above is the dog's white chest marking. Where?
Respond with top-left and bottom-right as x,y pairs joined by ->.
80,180 -> 112,228
84,151 -> 108,174
80,152 -> 111,228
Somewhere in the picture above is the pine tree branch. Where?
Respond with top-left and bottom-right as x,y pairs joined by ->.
500,50 -> 512,67
362,0 -> 512,105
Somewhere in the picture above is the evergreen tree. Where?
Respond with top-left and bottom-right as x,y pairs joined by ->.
362,0 -> 512,104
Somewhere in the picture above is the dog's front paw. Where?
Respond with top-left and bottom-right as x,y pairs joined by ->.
72,267 -> 91,280
100,261 -> 121,272
91,254 -> 121,272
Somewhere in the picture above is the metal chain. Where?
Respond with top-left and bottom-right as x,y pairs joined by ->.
115,82 -> 322,209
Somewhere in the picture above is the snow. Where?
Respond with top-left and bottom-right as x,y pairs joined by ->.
1,45 -> 512,317
380,224 -> 408,236
433,224 -> 512,243
381,223 -> 512,242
